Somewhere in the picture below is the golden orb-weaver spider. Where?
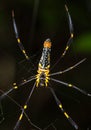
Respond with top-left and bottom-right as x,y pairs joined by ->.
0,4 -> 91,130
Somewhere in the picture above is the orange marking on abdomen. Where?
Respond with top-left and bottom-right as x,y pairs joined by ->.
44,39 -> 51,48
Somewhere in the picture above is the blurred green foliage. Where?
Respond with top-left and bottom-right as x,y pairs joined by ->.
74,33 -> 91,53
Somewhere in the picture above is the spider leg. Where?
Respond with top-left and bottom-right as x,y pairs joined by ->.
0,77 -> 35,123
49,87 -> 78,130
0,77 -> 35,100
51,78 -> 91,96
50,58 -> 86,76
12,10 -> 29,60
61,5 -> 74,58
50,5 -> 74,71
0,88 -> 41,130
13,82 -> 36,130
0,88 -> 20,123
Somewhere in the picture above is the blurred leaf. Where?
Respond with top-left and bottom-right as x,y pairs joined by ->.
73,33 -> 91,53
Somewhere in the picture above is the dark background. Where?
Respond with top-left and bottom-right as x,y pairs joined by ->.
0,0 -> 91,130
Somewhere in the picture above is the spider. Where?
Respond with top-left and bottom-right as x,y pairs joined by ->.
0,4 -> 91,130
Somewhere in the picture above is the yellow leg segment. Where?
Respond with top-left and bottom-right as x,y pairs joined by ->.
64,112 -> 69,118
19,114 -> 23,120
59,104 -> 69,118
58,103 -> 78,129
